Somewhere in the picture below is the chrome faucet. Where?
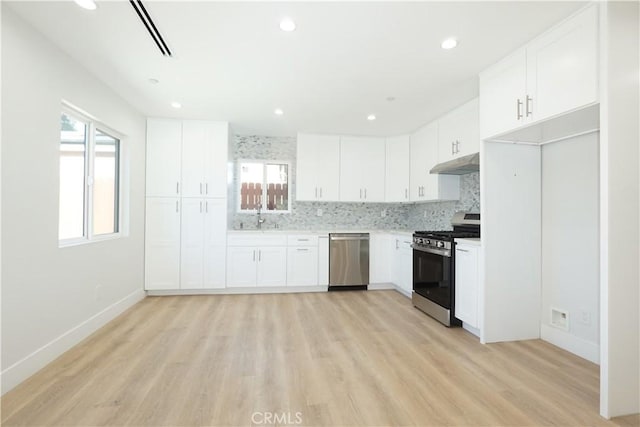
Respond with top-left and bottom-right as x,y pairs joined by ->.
256,203 -> 266,229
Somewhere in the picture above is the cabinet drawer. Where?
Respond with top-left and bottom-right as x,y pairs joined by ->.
287,234 -> 319,246
227,233 -> 288,247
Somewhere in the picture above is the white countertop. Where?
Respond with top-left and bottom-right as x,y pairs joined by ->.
227,229 -> 414,235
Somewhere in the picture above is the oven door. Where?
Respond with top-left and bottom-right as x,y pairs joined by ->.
412,246 -> 452,309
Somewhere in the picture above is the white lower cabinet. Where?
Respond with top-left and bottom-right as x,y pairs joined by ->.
226,245 -> 287,287
180,198 -> 226,289
390,234 -> 413,296
318,236 -> 329,286
370,233 -> 391,283
145,197 -> 181,290
287,246 -> 319,286
455,242 -> 480,328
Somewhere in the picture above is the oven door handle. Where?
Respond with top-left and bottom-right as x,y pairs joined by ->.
411,244 -> 451,258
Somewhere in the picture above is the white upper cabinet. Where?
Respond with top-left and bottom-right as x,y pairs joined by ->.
479,50 -> 528,140
526,4 -> 598,123
181,121 -> 229,198
146,119 -> 182,197
385,135 -> 411,202
480,5 -> 598,140
296,133 -> 340,201
339,136 -> 385,202
409,123 -> 435,201
438,98 -> 480,163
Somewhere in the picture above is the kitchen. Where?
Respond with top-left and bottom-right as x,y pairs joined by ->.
1,1 -> 638,426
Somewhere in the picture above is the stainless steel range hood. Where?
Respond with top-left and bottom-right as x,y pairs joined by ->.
429,152 -> 479,175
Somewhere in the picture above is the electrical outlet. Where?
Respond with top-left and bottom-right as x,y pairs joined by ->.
381,209 -> 387,218
316,209 -> 323,217
579,310 -> 591,326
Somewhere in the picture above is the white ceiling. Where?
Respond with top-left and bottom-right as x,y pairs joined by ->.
7,1 -> 585,137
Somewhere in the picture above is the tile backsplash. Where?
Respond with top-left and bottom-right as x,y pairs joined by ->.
228,135 -> 480,231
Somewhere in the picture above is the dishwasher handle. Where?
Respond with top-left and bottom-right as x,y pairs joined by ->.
330,233 -> 369,241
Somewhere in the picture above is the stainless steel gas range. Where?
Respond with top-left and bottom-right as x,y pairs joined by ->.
411,212 -> 480,326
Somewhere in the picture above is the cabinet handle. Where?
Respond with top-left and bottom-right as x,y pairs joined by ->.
200,183 -> 203,195
258,250 -> 261,262
516,98 -> 523,120
526,95 -> 533,117
405,188 -> 408,199
176,182 -> 180,195
396,239 -> 399,249
451,141 -> 455,155
199,201 -> 202,213
315,187 -> 318,198
205,201 -> 208,213
364,189 -> 367,199
206,183 -> 209,194
456,140 -> 460,154
360,189 -> 362,199
457,248 -> 469,253
253,250 -> 256,262
319,188 -> 322,198
176,201 -> 179,213
298,238 -> 310,242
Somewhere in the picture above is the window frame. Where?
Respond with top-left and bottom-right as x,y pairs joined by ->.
236,159 -> 292,214
59,106 -> 125,247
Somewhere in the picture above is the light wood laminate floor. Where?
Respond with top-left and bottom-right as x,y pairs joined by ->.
2,291 -> 638,426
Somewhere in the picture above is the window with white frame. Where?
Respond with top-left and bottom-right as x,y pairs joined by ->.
59,109 -> 122,245
237,160 -> 290,212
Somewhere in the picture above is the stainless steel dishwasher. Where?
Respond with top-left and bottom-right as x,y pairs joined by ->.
329,233 -> 369,290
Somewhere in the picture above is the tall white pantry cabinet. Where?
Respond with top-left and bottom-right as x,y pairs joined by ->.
145,119 -> 230,290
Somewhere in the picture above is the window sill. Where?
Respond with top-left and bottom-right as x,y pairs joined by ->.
58,233 -> 124,248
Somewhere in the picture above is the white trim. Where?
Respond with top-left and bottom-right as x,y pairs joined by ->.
462,323 -> 481,338
541,323 -> 600,364
147,286 -> 327,296
368,283 -> 395,291
0,289 -> 145,395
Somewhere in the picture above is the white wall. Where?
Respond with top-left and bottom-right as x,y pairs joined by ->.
481,142 -> 541,343
1,6 -> 146,393
599,0 -> 640,418
540,133 -> 600,363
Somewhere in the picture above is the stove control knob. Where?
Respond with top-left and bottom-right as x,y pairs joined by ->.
425,239 -> 431,245
437,241 -> 445,248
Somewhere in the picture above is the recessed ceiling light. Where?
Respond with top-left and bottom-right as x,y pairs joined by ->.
441,38 -> 458,50
279,18 -> 296,32
274,108 -> 284,116
74,0 -> 97,10
171,102 -> 182,109
148,78 -> 159,84
367,114 -> 376,121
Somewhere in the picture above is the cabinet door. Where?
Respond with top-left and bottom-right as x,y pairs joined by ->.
226,247 -> 257,287
203,199 -> 227,289
526,5 -> 598,123
453,99 -> 480,159
315,135 -> 341,201
361,137 -> 386,202
385,136 -> 411,202
287,247 -> 318,286
181,121 -> 207,198
256,247 -> 287,287
410,122 -> 437,201
203,122 -> 229,198
318,236 -> 329,286
145,197 -> 181,290
339,136 -> 365,202
455,244 -> 479,327
399,238 -> 413,294
180,199 -> 205,289
479,49 -> 527,139
296,133 -> 319,201
146,119 -> 182,197
369,234 -> 390,283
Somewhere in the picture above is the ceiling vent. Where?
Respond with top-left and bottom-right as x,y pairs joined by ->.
129,0 -> 172,57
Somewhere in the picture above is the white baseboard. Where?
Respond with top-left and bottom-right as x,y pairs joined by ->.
368,283 -> 395,291
1,289 -> 145,395
462,322 -> 481,338
147,286 -> 328,296
540,324 -> 600,364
